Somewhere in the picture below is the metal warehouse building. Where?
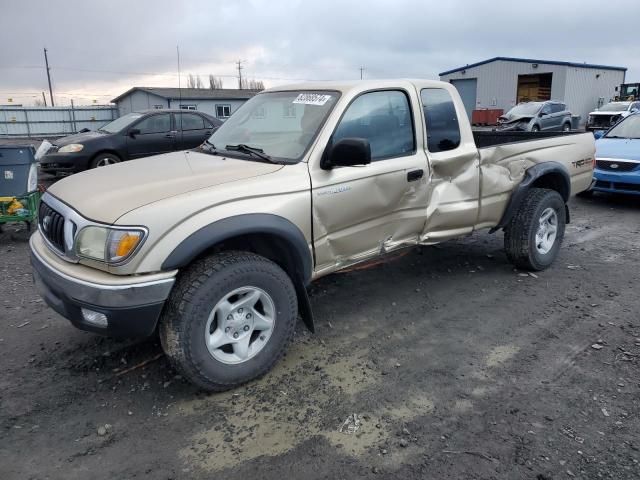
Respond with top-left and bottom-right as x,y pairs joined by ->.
111,87 -> 260,120
439,57 -> 627,124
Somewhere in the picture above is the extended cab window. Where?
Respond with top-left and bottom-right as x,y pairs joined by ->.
136,114 -> 171,134
421,88 -> 461,153
333,90 -> 415,161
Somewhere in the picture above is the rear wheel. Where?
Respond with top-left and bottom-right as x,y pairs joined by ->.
504,188 -> 566,271
159,251 -> 298,391
90,153 -> 120,169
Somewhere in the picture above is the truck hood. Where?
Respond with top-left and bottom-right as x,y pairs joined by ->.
595,137 -> 640,161
47,151 -> 283,223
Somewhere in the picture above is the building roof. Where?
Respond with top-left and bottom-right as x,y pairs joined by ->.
111,87 -> 261,103
439,56 -> 628,76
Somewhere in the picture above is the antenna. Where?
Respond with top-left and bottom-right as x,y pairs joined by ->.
236,60 -> 244,89
176,45 -> 183,143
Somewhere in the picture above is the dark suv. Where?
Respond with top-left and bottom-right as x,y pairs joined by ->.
40,109 -> 221,175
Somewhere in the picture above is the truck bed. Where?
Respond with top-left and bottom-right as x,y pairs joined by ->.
473,130 -> 583,149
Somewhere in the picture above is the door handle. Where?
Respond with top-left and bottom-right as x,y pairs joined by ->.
407,169 -> 424,182
164,133 -> 175,138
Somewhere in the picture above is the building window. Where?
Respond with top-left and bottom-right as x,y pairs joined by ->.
180,104 -> 197,110
216,104 -> 231,118
283,104 -> 297,118
152,105 -> 164,109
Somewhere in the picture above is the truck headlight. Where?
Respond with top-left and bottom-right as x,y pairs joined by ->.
58,143 -> 84,153
75,226 -> 146,263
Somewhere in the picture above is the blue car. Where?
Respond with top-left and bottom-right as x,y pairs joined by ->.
592,113 -> 640,195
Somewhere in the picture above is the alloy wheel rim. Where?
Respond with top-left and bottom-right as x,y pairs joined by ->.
535,207 -> 558,255
204,286 -> 276,364
97,157 -> 116,167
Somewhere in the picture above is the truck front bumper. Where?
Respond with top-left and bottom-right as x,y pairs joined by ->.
30,235 -> 176,337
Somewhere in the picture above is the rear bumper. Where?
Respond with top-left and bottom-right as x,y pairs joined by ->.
30,236 -> 175,337
592,169 -> 640,195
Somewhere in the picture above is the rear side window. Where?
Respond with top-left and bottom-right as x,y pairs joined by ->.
333,90 -> 415,161
178,113 -> 205,131
135,114 -> 171,134
420,89 -> 461,153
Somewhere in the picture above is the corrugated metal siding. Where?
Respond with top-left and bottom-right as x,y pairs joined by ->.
0,106 -> 117,136
562,68 -> 625,122
440,60 -> 568,115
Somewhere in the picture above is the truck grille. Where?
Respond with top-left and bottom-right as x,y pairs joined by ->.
590,115 -> 620,128
38,201 -> 66,252
596,160 -> 639,172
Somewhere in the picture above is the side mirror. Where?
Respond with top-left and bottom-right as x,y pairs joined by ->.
79,127 -> 90,133
321,138 -> 371,170
539,111 -> 548,117
128,128 -> 141,138
593,130 -> 605,140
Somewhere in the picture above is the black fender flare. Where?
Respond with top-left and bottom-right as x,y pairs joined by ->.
161,213 -> 315,332
490,162 -> 571,233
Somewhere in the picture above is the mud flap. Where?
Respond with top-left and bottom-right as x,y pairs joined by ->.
295,282 -> 315,333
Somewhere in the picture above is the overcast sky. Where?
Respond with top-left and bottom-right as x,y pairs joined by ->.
1,0 -> 638,106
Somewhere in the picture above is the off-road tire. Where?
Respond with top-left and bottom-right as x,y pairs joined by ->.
504,188 -> 566,271
159,251 -> 298,391
90,153 -> 120,169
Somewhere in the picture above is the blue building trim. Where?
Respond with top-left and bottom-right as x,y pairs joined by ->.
439,57 -> 627,77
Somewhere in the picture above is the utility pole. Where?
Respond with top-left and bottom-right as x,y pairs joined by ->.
43,48 -> 54,106
41,91 -> 47,107
359,66 -> 365,80
236,60 -> 243,89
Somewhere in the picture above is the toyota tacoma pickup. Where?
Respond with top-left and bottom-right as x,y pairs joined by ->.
31,80 -> 595,391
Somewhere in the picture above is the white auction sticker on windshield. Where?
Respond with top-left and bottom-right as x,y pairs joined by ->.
292,93 -> 331,106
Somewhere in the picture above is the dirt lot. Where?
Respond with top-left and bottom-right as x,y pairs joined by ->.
1,182 -> 639,479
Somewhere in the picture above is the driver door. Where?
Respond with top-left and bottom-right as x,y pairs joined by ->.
310,89 -> 429,273
126,113 -> 175,158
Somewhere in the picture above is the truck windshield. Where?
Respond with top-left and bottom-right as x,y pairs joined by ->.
507,103 -> 542,116
605,114 -> 640,139
206,91 -> 339,162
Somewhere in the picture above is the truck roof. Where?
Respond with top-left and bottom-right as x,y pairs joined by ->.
263,79 -> 450,94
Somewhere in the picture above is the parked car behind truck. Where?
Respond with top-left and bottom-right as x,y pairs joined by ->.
30,79 -> 594,391
496,101 -> 573,132
39,109 -> 221,175
586,101 -> 640,131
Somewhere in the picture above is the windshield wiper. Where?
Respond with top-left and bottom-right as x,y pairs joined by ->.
225,144 -> 277,163
200,139 -> 221,155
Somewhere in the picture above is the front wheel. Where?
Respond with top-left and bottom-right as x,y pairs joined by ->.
531,125 -> 540,132
562,122 -> 571,132
504,188 -> 566,271
90,153 -> 120,169
159,251 -> 298,391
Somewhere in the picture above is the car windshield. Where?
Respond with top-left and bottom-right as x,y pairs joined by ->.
605,114 -> 640,139
507,103 -> 542,116
598,102 -> 630,112
206,90 -> 339,162
99,113 -> 144,133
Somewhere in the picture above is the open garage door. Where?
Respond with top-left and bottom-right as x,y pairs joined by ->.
451,78 -> 477,121
517,73 -> 552,103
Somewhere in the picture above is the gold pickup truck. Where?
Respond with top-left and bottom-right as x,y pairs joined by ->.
30,80 -> 595,391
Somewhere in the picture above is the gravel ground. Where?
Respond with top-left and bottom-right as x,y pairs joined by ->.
0,178 -> 639,479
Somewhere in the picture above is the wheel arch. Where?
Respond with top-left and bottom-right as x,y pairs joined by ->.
161,214 -> 315,332
491,162 -> 571,232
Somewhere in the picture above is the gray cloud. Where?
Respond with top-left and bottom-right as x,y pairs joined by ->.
1,0 -> 638,105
